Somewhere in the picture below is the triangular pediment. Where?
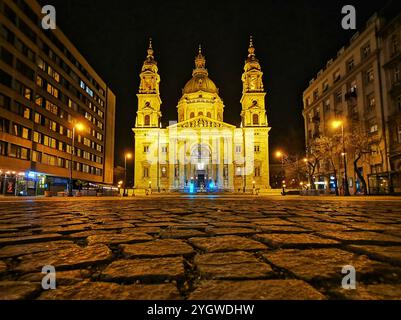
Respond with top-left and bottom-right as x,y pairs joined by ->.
168,116 -> 236,129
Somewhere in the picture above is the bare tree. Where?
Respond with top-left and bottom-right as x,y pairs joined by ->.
347,130 -> 376,195
306,138 -> 327,190
314,135 -> 342,196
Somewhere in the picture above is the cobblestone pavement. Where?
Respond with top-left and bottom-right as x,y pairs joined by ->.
1,196 -> 401,300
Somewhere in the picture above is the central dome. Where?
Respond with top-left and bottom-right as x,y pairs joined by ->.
183,75 -> 218,94
182,46 -> 219,95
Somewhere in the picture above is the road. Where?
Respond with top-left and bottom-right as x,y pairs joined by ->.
1,196 -> 401,300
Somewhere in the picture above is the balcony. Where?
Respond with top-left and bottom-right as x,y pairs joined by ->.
390,81 -> 401,96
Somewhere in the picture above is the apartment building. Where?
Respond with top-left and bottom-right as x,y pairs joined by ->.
381,13 -> 401,193
0,0 -> 115,196
302,14 -> 392,194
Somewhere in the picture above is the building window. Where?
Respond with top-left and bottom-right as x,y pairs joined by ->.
335,91 -> 342,104
391,34 -> 400,56
313,89 -> 319,101
324,99 -> 331,111
36,75 -> 43,87
394,66 -> 400,84
366,68 -> 374,83
252,114 -> 259,125
174,165 -> 179,178
235,145 -> 242,153
397,96 -> 401,111
9,144 -> 29,160
46,83 -> 59,98
236,166 -> 242,177
144,145 -> 149,153
144,115 -> 150,126
367,94 -> 376,112
347,58 -> 355,72
254,145 -> 260,153
207,112 -> 211,118
190,112 -> 195,119
32,151 -> 41,163
161,146 -> 168,153
368,120 -> 378,134
333,70 -> 341,83
254,166 -> 261,177
198,112 -> 203,116
161,166 -> 167,178
362,43 -> 371,59
322,81 -> 329,92
143,167 -> 149,178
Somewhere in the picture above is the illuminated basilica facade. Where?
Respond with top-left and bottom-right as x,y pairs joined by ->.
133,38 -> 272,193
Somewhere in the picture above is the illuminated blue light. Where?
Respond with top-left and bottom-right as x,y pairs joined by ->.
189,182 -> 195,193
28,171 -> 36,179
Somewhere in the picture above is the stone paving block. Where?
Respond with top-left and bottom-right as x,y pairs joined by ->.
122,239 -> 194,257
0,281 -> 40,300
91,223 -> 134,230
263,248 -> 398,281
254,233 -> 339,248
0,234 -> 63,246
300,222 -> 354,232
194,252 -> 274,279
38,281 -> 181,300
188,280 -> 326,300
19,270 -> 90,285
159,228 -> 206,239
0,241 -> 75,258
189,235 -> 267,253
331,284 -> 401,300
40,224 -> 92,234
67,230 -> 114,239
318,231 -> 401,244
205,228 -> 258,236
251,218 -> 297,226
347,245 -> 401,265
258,225 -> 310,233
15,244 -> 112,273
130,227 -> 161,234
87,232 -> 153,245
102,257 -> 185,281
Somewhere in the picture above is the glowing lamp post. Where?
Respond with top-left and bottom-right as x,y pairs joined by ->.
276,150 -> 286,195
332,120 -> 350,196
68,122 -> 85,197
124,153 -> 132,196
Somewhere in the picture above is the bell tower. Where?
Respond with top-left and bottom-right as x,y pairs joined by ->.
136,38 -> 162,128
240,36 -> 268,127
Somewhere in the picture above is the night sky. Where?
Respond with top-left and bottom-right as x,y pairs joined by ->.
38,0 -> 400,171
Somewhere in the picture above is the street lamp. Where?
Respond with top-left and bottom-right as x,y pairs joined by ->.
275,150 -> 286,195
332,120 -> 350,196
68,122 -> 85,197
124,152 -> 132,196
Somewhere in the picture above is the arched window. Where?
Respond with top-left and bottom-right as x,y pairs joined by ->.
252,114 -> 259,125
207,112 -> 211,118
190,112 -> 195,119
198,112 -> 204,116
144,115 -> 150,126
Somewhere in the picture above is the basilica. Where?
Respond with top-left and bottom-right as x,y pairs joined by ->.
133,38 -> 272,193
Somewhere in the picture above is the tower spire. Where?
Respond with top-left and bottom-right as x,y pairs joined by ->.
147,37 -> 154,60
193,44 -> 207,76
248,35 -> 256,59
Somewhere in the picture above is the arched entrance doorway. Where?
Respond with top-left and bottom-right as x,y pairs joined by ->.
189,144 -> 213,191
